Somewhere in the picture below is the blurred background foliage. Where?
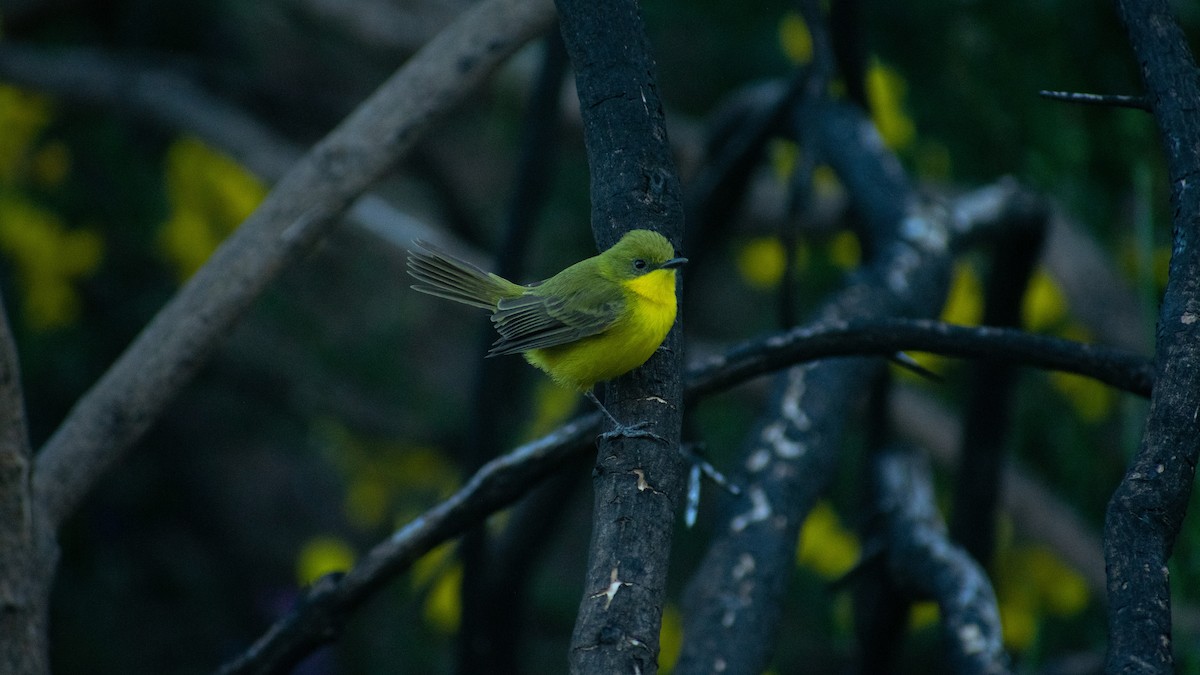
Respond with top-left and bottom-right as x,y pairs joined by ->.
0,0 -> 1196,673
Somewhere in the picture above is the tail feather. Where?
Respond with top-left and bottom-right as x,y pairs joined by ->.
406,241 -> 524,310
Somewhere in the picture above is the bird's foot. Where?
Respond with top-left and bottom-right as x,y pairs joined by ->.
585,390 -> 669,444
598,420 -> 669,445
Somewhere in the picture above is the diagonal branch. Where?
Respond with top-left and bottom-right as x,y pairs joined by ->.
216,419 -> 595,675
211,297 -> 1155,673
32,0 -> 556,531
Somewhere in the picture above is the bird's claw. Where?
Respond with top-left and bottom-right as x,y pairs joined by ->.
598,421 -> 669,445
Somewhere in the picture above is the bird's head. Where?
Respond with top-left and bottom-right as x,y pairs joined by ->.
600,229 -> 687,281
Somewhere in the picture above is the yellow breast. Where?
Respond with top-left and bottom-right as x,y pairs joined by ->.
524,268 -> 678,391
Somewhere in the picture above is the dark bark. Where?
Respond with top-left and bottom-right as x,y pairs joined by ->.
951,214 -> 1048,566
553,1 -> 687,673
0,292 -> 53,675
1105,0 -> 1200,672
457,33 -> 568,675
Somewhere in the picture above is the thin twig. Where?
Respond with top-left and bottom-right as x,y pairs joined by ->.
1038,89 -> 1151,111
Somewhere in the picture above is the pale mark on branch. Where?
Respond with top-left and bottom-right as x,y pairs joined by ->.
590,567 -> 630,610
745,447 -> 770,473
730,486 -> 772,532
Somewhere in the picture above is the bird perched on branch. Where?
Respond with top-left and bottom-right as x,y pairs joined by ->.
406,229 -> 686,434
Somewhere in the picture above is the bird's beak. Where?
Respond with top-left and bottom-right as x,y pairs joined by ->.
659,256 -> 688,270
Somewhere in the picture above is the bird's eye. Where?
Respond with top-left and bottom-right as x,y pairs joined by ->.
633,259 -> 647,270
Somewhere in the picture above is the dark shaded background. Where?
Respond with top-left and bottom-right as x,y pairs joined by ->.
0,0 -> 1194,672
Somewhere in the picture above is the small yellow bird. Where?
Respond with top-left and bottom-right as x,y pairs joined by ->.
406,229 -> 686,430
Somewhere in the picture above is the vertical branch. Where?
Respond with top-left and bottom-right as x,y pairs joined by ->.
457,33 -> 568,675
553,1 -> 687,673
950,209 -> 1047,565
0,291 -> 50,675
1105,0 -> 1200,672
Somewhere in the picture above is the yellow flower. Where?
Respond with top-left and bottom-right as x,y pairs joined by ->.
866,60 -> 916,150
941,262 -> 984,327
891,262 -> 985,379
1021,267 -> 1068,332
778,12 -> 813,65
828,230 -> 861,271
0,194 -> 102,329
295,535 -> 356,586
1049,370 -> 1115,422
423,564 -> 462,634
769,139 -> 799,181
659,604 -> 683,672
796,501 -> 860,579
1023,546 -> 1089,617
909,601 -> 940,631
158,136 -> 266,280
0,85 -> 52,184
999,591 -> 1038,651
737,236 -> 789,290
412,542 -> 462,634
1048,323 -> 1114,422
995,543 -> 1090,651
344,476 -> 391,530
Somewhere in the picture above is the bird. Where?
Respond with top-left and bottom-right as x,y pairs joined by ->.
406,229 -> 686,435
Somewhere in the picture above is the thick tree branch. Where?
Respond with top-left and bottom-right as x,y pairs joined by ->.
33,0 -> 556,530
1105,0 -> 1200,672
553,0 -> 688,673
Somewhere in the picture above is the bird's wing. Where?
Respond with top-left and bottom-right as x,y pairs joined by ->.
487,281 -> 623,356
